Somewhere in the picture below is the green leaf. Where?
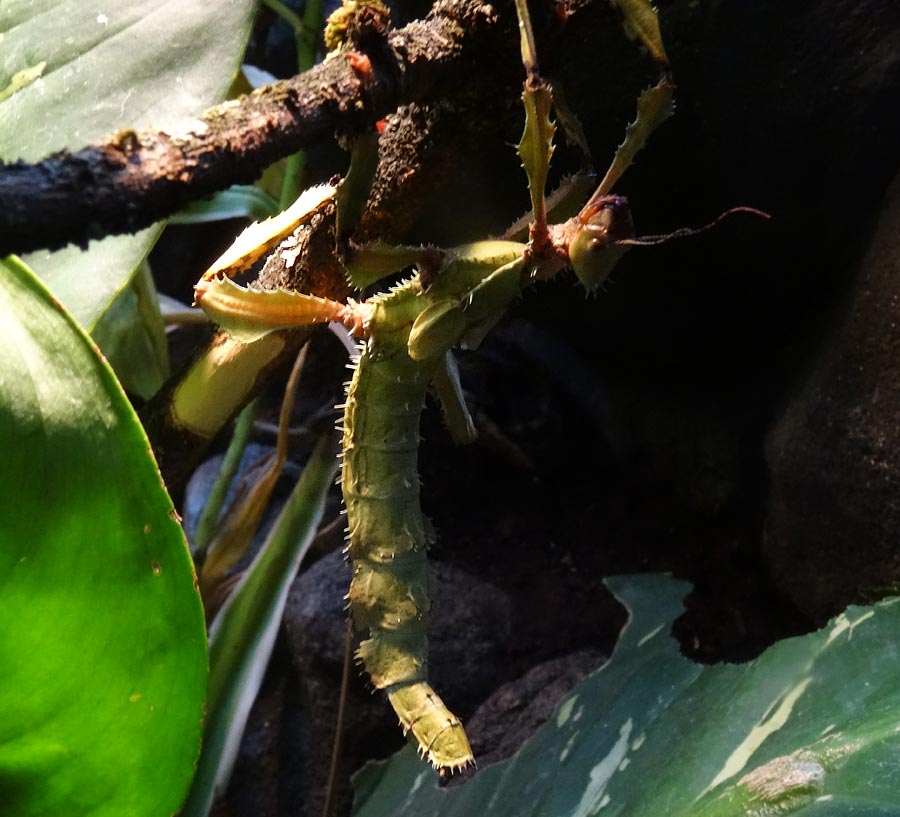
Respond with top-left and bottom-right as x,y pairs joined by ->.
92,262 -> 171,400
21,232 -> 159,333
353,574 -> 900,817
181,435 -> 338,817
170,186 -> 282,226
0,256 -> 206,817
192,399 -> 260,558
0,0 -> 259,331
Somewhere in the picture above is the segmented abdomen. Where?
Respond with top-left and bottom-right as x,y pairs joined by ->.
342,331 -> 473,770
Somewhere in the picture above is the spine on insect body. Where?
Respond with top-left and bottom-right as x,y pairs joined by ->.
342,312 -> 474,770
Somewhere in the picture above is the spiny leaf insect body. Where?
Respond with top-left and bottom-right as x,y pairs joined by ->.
195,0 -> 763,771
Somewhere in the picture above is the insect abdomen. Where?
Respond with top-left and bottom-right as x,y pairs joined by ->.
342,339 -> 473,770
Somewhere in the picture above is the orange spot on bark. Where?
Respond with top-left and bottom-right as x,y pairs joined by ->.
347,52 -> 373,82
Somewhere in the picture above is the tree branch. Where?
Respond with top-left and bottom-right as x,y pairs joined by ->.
0,0 -> 508,257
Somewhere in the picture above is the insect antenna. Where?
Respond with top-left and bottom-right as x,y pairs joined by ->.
618,207 -> 771,247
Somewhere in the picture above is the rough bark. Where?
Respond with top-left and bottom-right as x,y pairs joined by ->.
142,92 -> 489,498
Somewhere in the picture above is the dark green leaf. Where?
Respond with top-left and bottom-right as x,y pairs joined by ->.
92,262 -> 170,400
353,574 -> 900,817
170,187 -> 282,226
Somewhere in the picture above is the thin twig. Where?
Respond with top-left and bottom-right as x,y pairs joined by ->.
322,617 -> 354,817
277,342 -> 311,464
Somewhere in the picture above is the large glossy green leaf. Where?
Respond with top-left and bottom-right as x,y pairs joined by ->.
353,574 -> 900,817
0,256 -> 207,817
0,0 -> 259,330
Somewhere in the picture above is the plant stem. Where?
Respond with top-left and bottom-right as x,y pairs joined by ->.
263,0 -> 306,35
193,397 -> 260,561
278,0 -> 324,208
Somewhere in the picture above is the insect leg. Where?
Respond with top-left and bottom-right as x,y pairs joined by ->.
431,352 -> 477,445
513,0 -> 555,240
457,255 -> 528,351
563,79 -> 673,291
195,277 -> 370,343
609,0 -> 669,65
502,170 -> 597,242
406,252 -> 527,362
584,78 -> 675,210
344,243 -> 436,290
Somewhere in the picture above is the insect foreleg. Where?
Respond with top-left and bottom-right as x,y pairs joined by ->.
588,79 -> 674,207
518,79 -> 555,238
344,243 -> 436,290
560,79 -> 674,292
194,277 -> 371,343
503,170 -> 598,242
431,352 -> 477,445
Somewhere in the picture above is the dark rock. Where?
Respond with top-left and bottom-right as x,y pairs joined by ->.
464,649 -> 606,771
766,168 -> 900,621
283,549 -> 514,711
245,550 -> 516,816
428,561 -> 515,704
283,549 -> 352,669
210,639 -> 306,817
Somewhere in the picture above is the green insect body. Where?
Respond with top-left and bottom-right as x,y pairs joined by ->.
340,244 -> 532,768
195,0 -> 677,774
342,282 -> 474,769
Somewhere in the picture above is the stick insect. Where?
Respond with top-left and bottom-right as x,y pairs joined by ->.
194,0 -> 759,772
